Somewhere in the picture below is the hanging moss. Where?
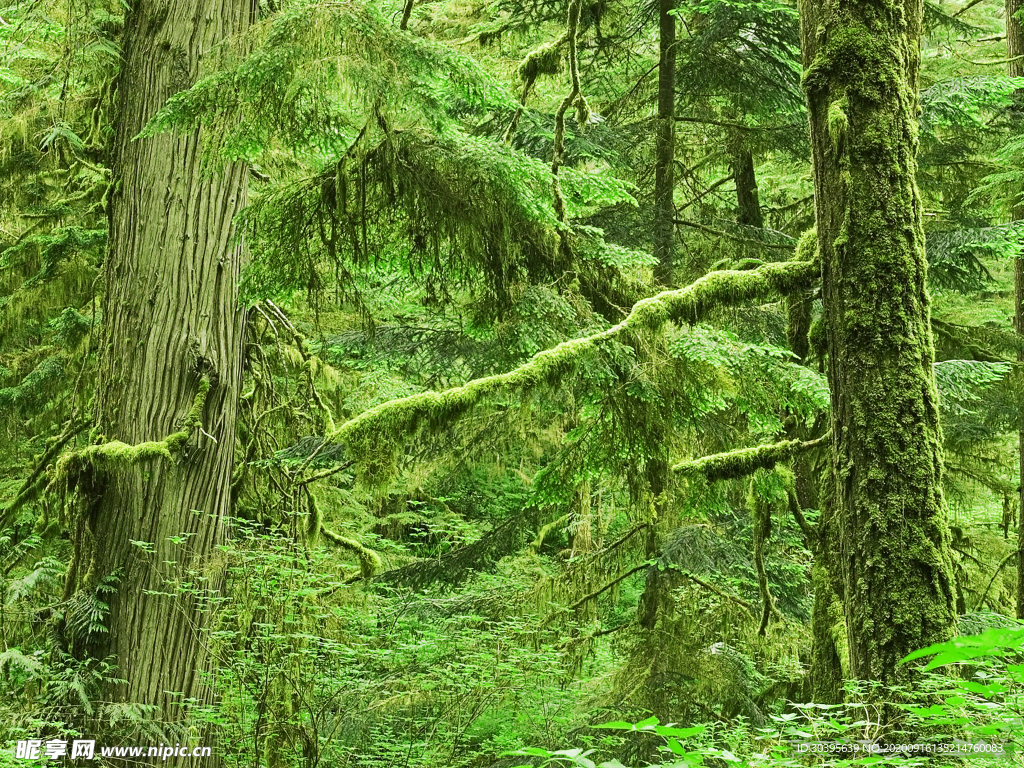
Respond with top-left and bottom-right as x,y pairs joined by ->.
309,260 -> 816,488
517,35 -> 567,81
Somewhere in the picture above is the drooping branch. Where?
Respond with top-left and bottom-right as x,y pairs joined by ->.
566,562 -> 649,613
672,434 -> 826,482
680,570 -> 756,614
300,260 -> 817,485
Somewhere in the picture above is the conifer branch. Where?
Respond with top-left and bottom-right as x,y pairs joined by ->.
301,260 -> 817,484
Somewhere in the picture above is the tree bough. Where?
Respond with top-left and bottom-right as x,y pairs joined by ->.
303,260 -> 817,487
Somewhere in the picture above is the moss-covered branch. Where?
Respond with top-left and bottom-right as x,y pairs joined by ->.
565,562 -> 649,613
319,527 -> 382,578
1,419 -> 88,528
678,569 -> 756,614
305,260 -> 817,486
53,377 -> 211,487
672,435 -> 826,482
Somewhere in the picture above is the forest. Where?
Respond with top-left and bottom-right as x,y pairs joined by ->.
4,0 -> 1024,762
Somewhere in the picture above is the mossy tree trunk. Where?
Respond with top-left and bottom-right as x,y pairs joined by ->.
798,0 -> 957,688
1007,0 -> 1024,622
653,0 -> 676,283
67,0 -> 253,753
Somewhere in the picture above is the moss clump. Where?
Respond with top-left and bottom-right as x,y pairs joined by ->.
795,226 -> 817,263
518,35 -> 567,81
826,96 -> 848,152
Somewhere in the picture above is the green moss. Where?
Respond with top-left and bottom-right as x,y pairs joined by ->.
52,376 -> 211,488
672,436 -> 824,481
827,96 -> 848,152
518,35 -> 567,81
320,527 -> 381,578
795,227 -> 817,263
828,596 -> 850,679
801,0 -> 957,691
531,513 -> 568,552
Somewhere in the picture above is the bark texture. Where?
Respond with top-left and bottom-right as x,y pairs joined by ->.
67,0 -> 253,750
798,0 -> 957,686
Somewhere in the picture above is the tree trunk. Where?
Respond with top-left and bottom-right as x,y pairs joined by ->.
1008,0 -> 1024,621
653,0 -> 676,283
798,0 -> 957,689
67,0 -> 252,752
733,149 -> 764,229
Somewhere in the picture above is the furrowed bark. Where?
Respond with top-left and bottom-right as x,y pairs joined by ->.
65,0 -> 254,756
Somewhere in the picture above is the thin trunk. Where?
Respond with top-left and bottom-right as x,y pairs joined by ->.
653,0 -> 676,283
785,244 -> 842,702
798,0 -> 957,690
807,482 -> 845,703
1008,0 -> 1024,621
68,0 -> 253,754
733,149 -> 764,229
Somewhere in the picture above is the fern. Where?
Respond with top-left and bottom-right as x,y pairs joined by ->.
0,648 -> 45,680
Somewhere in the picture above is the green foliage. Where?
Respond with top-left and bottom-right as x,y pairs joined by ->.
139,0 -> 516,157
920,76 -> 1024,129
4,0 -> 1024,763
933,359 -> 1012,416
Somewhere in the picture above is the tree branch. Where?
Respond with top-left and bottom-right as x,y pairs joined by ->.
674,218 -> 796,250
672,435 -> 827,482
303,261 -> 818,484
